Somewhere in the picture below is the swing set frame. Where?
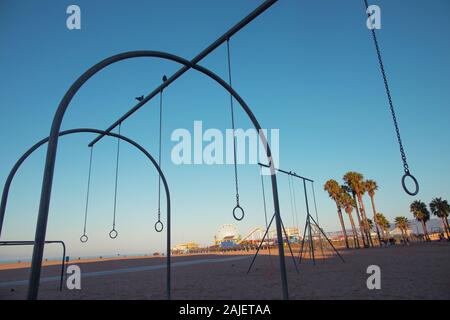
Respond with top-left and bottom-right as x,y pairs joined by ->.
254,162 -> 345,267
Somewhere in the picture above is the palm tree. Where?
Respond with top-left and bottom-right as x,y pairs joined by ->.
375,213 -> 390,240
365,179 -> 382,246
429,198 -> 450,239
410,200 -> 431,241
395,216 -> 410,242
343,172 -> 373,247
381,215 -> 391,239
339,192 -> 360,248
341,184 -> 366,247
324,180 -> 349,248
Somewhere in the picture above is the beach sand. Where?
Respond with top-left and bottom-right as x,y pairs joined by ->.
0,242 -> 449,300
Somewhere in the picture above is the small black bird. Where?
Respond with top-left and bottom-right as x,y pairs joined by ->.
162,75 -> 168,82
135,95 -> 144,102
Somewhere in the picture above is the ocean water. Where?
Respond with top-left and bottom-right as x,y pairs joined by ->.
0,253 -> 153,264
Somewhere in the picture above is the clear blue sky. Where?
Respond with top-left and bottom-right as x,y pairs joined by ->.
1,0 -> 449,260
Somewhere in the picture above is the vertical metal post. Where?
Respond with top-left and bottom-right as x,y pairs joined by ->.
59,241 -> 66,291
270,169 -> 289,299
303,179 -> 315,265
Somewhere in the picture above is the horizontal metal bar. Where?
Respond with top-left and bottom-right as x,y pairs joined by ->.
258,162 -> 314,183
87,0 -> 278,147
0,241 -> 63,245
0,240 -> 66,291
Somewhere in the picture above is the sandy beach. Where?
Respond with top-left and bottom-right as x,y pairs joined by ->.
0,242 -> 449,300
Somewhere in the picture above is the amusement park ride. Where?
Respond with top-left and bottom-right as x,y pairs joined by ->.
0,0 -> 418,301
214,224 -> 300,248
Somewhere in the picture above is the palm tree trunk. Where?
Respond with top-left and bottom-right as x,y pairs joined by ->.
404,227 -> 410,243
441,217 -> 450,239
421,220 -> 429,241
336,203 -> 349,249
369,195 -> 382,246
445,216 -> 450,238
445,216 -> 450,234
352,193 -> 367,247
357,194 -> 374,247
347,210 -> 360,248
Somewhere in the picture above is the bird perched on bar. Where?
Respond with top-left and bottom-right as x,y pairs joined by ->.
162,75 -> 168,82
135,95 -> 144,102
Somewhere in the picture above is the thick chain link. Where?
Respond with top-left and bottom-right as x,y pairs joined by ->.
364,0 -> 409,174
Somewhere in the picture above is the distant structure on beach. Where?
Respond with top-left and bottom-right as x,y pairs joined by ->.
215,224 -> 240,248
213,224 -> 301,248
172,242 -> 200,254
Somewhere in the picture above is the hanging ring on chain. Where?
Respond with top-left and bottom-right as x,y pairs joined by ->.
401,171 -> 419,196
233,205 -> 245,221
80,234 -> 88,243
109,229 -> 118,239
155,220 -> 164,232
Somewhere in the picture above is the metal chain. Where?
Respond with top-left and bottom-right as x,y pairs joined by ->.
290,175 -> 299,229
81,146 -> 94,242
260,170 -> 273,261
227,38 -> 240,205
364,0 -> 409,173
311,182 -> 320,225
112,123 -> 121,230
260,171 -> 269,231
157,88 -> 163,223
287,175 -> 296,228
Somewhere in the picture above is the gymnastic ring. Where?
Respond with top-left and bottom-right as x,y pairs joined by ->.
233,205 -> 245,221
109,229 -> 118,239
155,220 -> 164,232
402,172 -> 419,196
80,234 -> 88,243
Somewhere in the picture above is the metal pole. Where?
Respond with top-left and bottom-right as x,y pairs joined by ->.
269,169 -> 289,299
247,213 -> 275,274
280,218 -> 299,273
258,162 -> 314,183
303,179 -> 315,265
309,215 -> 345,263
298,220 -> 308,264
59,241 -> 66,291
87,0 -> 278,147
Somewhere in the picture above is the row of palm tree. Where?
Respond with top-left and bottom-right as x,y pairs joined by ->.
325,171 -> 450,248
409,198 -> 450,240
324,172 -> 382,249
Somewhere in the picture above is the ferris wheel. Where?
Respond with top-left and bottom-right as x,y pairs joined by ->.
215,224 -> 239,241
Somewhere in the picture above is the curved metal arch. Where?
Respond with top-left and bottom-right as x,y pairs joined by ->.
29,50 -> 287,300
0,128 -> 171,299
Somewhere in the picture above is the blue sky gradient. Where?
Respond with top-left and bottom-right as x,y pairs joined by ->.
1,0 -> 449,260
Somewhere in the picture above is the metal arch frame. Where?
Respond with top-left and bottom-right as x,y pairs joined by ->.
29,51 -> 288,300
0,240 -> 66,292
0,128 -> 171,299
